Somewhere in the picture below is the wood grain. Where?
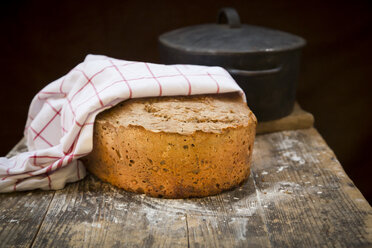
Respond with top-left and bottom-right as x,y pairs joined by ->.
31,176 -> 188,248
134,173 -> 271,247
0,191 -> 54,248
251,128 -> 372,247
185,177 -> 271,247
1,128 -> 371,247
0,138 -> 55,248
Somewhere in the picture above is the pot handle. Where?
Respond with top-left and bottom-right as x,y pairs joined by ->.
217,8 -> 241,28
227,67 -> 282,77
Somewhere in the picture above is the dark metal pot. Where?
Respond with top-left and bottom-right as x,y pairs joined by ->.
158,8 -> 306,121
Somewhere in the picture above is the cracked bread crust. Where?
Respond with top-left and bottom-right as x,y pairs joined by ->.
83,92 -> 257,198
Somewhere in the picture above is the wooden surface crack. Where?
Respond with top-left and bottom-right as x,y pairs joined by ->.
251,171 -> 273,248
185,214 -> 190,248
29,191 -> 55,248
1,128 -> 371,247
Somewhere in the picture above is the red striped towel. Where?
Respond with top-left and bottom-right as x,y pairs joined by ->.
0,55 -> 244,192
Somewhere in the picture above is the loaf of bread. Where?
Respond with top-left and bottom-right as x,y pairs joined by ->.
82,92 -> 257,198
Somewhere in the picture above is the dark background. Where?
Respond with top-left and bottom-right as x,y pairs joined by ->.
1,0 -> 371,202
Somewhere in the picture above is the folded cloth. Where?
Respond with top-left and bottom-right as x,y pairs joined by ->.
0,55 -> 245,192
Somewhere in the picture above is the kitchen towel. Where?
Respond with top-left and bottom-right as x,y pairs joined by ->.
0,54 -> 244,192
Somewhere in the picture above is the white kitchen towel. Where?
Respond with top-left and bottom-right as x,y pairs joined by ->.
0,54 -> 245,192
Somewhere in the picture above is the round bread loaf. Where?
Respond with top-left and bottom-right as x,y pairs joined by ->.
82,92 -> 257,198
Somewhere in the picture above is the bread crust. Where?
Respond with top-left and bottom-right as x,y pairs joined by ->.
83,93 -> 256,198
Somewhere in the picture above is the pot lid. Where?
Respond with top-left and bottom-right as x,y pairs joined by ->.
159,8 -> 306,54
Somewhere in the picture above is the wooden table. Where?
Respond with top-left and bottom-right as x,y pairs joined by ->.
1,128 -> 371,247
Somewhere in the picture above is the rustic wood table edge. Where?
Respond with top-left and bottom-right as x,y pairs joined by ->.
0,127 -> 371,248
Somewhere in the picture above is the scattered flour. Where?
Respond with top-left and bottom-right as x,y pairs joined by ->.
279,135 -> 299,149
111,217 -> 119,224
283,151 -> 306,165
114,203 -> 127,211
91,222 -> 102,228
276,166 -> 289,173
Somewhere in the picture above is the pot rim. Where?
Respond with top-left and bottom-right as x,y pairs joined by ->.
159,35 -> 306,56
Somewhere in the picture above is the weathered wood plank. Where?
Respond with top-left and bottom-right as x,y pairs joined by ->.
185,176 -> 271,247
138,173 -> 271,247
31,175 -> 188,248
251,128 -> 372,247
0,191 -> 55,248
2,128 -> 371,248
257,103 -> 314,134
186,215 -> 267,248
0,138 -> 55,248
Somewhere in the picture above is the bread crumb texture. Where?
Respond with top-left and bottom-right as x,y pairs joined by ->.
83,93 -> 257,198
97,92 -> 254,134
